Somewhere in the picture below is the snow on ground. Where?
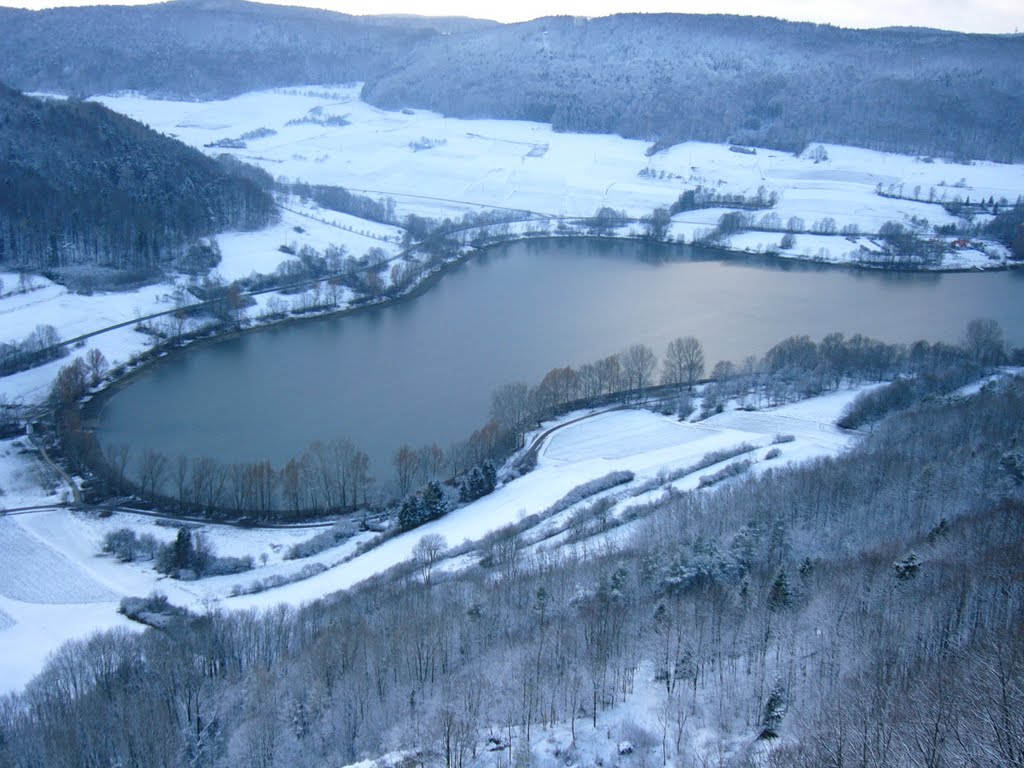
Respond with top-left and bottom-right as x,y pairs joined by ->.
0,517 -> 118,603
0,271 -> 189,404
2,83 -> 1019,692
95,86 -> 1024,227
215,200 -> 402,282
0,438 -> 65,509
0,597 -> 139,694
230,388 -> 868,610
0,384 -> 874,693
0,272 -> 180,345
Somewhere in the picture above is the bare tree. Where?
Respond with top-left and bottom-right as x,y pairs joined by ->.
105,442 -> 132,495
137,450 -> 167,501
191,457 -> 225,511
413,533 -> 447,585
595,354 -> 623,395
418,443 -> 446,483
394,444 -> 420,497
962,317 -> 1006,367
173,454 -> 190,510
280,458 -> 304,516
662,336 -> 704,392
85,348 -> 107,387
621,344 -> 658,401
490,382 -> 532,436
347,449 -> 372,507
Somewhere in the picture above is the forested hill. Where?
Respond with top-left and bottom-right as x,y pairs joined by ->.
362,15 -> 1024,162
1,3 -> 1021,162
0,0 -> 462,100
0,85 -> 277,272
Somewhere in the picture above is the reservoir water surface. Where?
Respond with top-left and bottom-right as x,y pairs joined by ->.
96,238 -> 1024,485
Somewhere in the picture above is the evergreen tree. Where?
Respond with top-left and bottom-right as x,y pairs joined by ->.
481,460 -> 497,492
759,684 -> 787,739
397,495 -> 423,531
172,527 -> 193,571
768,569 -> 793,611
894,552 -> 921,581
421,480 -> 448,522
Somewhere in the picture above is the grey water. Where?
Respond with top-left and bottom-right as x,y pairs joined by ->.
96,238 -> 1024,484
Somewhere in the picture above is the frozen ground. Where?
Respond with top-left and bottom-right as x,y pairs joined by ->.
97,85 -> 1022,244
216,201 -> 402,282
0,383 -> 877,693
0,271 -> 192,405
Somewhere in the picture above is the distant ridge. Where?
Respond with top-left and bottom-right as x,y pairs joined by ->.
1,2 -> 1021,161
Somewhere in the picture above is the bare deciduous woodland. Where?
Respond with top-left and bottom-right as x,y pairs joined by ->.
2,376 -> 1022,767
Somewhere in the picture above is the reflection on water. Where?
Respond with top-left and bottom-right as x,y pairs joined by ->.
97,239 -> 1024,483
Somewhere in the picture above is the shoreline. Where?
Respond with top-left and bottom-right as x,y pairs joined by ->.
60,229 -> 1024,433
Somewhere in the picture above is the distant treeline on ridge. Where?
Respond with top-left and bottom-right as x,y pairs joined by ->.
0,2 -> 1021,162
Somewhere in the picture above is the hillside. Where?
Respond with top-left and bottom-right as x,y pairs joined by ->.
362,14 -> 1024,162
0,0 -> 446,99
0,85 -> 277,274
1,2 -> 1021,161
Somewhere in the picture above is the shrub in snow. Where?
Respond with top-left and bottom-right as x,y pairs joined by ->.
696,444 -> 755,471
697,459 -> 752,488
119,592 -> 188,628
155,527 -> 253,579
773,433 -> 796,444
203,555 -> 254,576
675,393 -> 694,420
765,447 -> 782,460
541,471 -> 634,518
618,719 -> 657,754
230,563 -> 329,596
101,528 -> 159,562
285,522 -> 356,560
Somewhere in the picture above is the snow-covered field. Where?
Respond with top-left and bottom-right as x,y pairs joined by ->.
97,86 -> 1024,230
0,384 -> 872,693
216,203 -> 402,282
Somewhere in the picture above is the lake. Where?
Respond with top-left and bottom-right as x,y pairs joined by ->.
96,238 -> 1024,487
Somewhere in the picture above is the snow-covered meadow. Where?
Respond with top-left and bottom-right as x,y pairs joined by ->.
97,85 -> 1024,226
0,383 -> 872,693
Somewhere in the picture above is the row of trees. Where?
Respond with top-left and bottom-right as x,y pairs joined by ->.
0,324 -> 65,377
4,376 -> 1022,767
51,321 -> 1011,518
100,437 -> 374,518
669,184 -> 779,215
488,336 -> 705,444
488,320 -> 1011,462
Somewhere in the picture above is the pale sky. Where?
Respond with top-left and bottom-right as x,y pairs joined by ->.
1,0 -> 1022,34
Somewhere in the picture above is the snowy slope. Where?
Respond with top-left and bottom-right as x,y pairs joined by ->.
0,384 -> 878,693
96,86 -> 1024,228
